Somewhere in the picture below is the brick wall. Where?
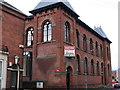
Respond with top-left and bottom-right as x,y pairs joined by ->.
24,7 -> 112,88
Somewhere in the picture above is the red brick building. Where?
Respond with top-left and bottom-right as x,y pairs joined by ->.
0,1 -> 26,89
0,0 -> 112,89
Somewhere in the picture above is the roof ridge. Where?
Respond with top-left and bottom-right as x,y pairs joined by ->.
94,26 -> 108,38
32,0 -> 74,12
1,1 -> 26,16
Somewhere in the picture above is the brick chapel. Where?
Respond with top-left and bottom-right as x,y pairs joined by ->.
0,0 -> 112,89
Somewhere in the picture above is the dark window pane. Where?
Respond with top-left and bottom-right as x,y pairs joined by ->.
23,51 -> 32,76
64,22 -> 70,42
91,60 -> 94,74
83,35 -> 87,52
90,39 -> 93,54
76,30 -> 79,48
96,42 -> 99,56
84,58 -> 88,74
10,72 -> 17,88
0,61 -> 2,77
96,61 -> 99,75
0,80 -> 1,89
100,45 -> 103,57
76,55 -> 80,72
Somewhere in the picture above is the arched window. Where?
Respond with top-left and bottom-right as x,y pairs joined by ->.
26,27 -> 34,46
95,41 -> 99,56
76,55 -> 80,72
90,38 -> 93,54
84,57 -> 88,74
100,44 -> 103,58
101,63 -> 104,72
43,21 -> 52,42
76,30 -> 79,48
64,22 -> 70,43
91,59 -> 94,75
96,61 -> 99,75
83,34 -> 87,52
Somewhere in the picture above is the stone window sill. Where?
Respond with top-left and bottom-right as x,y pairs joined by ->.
37,40 -> 56,44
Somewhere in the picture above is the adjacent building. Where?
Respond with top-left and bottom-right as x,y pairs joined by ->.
0,1 -> 26,89
112,70 -> 117,81
0,0 -> 112,89
118,68 -> 120,81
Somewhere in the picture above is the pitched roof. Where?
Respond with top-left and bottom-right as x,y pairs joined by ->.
76,19 -> 111,43
94,26 -> 108,38
33,0 -> 74,12
30,0 -> 111,43
0,1 -> 26,16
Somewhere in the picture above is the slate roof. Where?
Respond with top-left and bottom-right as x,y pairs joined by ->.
94,26 -> 108,38
31,0 -> 111,43
0,1 -> 26,16
33,0 -> 74,12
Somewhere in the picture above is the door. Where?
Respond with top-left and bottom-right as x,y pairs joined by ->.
10,71 -> 17,88
66,66 -> 73,89
101,73 -> 104,85
10,64 -> 18,88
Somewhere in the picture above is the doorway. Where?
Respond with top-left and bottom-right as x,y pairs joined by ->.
101,73 -> 104,85
10,64 -> 18,88
66,66 -> 73,89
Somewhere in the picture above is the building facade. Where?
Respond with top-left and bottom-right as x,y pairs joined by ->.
118,68 -> 120,81
0,0 -> 112,89
0,51 -> 8,89
0,1 -> 26,89
112,70 -> 117,82
23,0 -> 112,88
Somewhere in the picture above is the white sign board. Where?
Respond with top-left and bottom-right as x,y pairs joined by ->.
64,46 -> 75,57
36,82 -> 43,88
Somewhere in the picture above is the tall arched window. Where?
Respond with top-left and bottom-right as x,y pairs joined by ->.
100,44 -> 103,58
91,59 -> 94,75
90,38 -> 93,54
76,55 -> 80,72
83,34 -> 87,52
95,41 -> 99,56
96,61 -> 99,75
43,21 -> 52,42
84,57 -> 88,74
64,22 -> 70,43
76,30 -> 79,48
26,27 -> 34,46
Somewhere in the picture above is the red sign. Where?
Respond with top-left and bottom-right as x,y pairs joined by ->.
64,46 -> 75,57
54,69 -> 61,72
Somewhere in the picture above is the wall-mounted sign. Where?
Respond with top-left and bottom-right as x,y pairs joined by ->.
64,46 -> 75,57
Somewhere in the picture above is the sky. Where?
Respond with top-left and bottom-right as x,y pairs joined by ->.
4,0 -> 118,70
